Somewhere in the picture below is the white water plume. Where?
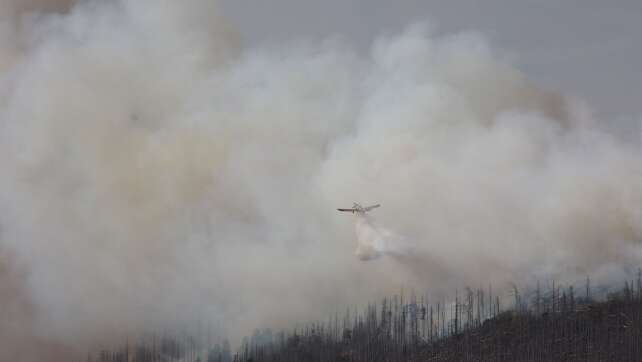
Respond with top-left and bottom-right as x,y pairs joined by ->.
354,214 -> 411,261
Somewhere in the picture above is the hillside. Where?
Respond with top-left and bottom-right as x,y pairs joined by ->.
88,280 -> 642,362
237,282 -> 642,362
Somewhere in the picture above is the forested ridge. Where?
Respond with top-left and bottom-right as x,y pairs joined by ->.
88,276 -> 642,361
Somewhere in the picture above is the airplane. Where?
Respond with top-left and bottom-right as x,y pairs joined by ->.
337,203 -> 380,214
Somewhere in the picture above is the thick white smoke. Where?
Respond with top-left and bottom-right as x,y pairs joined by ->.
0,0 -> 641,360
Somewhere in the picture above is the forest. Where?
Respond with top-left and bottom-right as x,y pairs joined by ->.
87,273 -> 642,361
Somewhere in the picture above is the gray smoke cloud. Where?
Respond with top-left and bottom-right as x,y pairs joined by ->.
1,0 -> 641,360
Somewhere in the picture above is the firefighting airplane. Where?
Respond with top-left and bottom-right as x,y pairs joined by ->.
337,203 -> 380,214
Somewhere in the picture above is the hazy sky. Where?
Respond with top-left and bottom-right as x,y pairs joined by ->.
1,2 -> 641,359
221,0 -> 642,118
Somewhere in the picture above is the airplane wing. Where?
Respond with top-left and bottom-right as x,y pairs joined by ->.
337,208 -> 356,212
364,204 -> 380,211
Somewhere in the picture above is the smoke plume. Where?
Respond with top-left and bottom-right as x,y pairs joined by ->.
0,0 -> 641,360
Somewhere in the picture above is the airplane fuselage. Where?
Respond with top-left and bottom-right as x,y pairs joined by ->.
337,203 -> 380,214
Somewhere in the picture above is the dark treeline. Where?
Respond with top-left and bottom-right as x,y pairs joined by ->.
86,273 -> 642,361
85,335 -> 232,362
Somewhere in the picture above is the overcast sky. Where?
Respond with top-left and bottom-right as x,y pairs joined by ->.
221,0 -> 642,118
